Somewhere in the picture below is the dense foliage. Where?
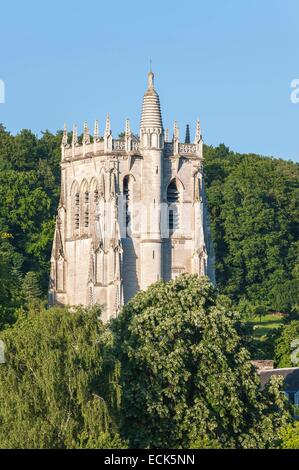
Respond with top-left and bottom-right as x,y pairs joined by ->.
0,125 -> 61,326
0,305 -> 124,449
279,422 -> 299,449
113,275 -> 289,449
204,144 -> 299,312
0,276 -> 291,449
273,320 -> 299,368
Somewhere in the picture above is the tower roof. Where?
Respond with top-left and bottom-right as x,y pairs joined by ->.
140,71 -> 163,130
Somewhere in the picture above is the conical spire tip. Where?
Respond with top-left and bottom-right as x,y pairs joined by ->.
148,71 -> 154,90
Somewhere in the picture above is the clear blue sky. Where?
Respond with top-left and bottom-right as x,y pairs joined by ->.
0,0 -> 298,161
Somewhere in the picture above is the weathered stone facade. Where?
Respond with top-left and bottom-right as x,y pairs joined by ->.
49,71 -> 215,322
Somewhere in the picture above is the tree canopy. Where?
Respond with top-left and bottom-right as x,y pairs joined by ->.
273,320 -> 299,368
204,145 -> 299,312
113,274 -> 289,449
0,305 -> 125,449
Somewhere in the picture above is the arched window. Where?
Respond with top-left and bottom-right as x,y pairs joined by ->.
84,210 -> 89,227
167,180 -> 180,231
151,133 -> 158,148
75,192 -> 80,230
167,180 -> 179,203
71,181 -> 80,235
84,191 -> 89,228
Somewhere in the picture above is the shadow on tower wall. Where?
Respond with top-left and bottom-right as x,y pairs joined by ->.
122,237 -> 140,303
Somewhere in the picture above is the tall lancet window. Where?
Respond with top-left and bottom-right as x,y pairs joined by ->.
167,180 -> 180,231
84,191 -> 89,228
75,192 -> 80,231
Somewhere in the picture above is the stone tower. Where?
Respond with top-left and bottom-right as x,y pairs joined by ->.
49,71 -> 215,322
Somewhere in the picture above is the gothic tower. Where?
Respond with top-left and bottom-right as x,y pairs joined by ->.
49,71 -> 215,321
139,71 -> 164,289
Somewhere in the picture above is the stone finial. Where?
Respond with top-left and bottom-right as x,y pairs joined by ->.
83,121 -> 90,145
61,123 -> 68,161
194,118 -> 201,144
173,121 -> 179,154
105,113 -> 111,136
148,71 -> 154,90
94,119 -> 100,142
173,121 -> 179,140
62,123 -> 68,146
165,128 -> 169,142
72,124 -> 78,146
125,118 -> 131,137
104,114 -> 112,152
185,124 -> 190,144
125,119 -> 132,152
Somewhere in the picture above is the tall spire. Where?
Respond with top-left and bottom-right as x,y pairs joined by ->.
185,124 -> 190,144
140,70 -> 163,142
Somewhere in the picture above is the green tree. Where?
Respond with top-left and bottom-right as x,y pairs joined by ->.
279,422 -> 299,449
204,145 -> 299,308
0,233 -> 23,329
273,320 -> 299,368
22,271 -> 42,305
0,125 -> 61,298
0,305 -> 125,449
113,274 -> 290,449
